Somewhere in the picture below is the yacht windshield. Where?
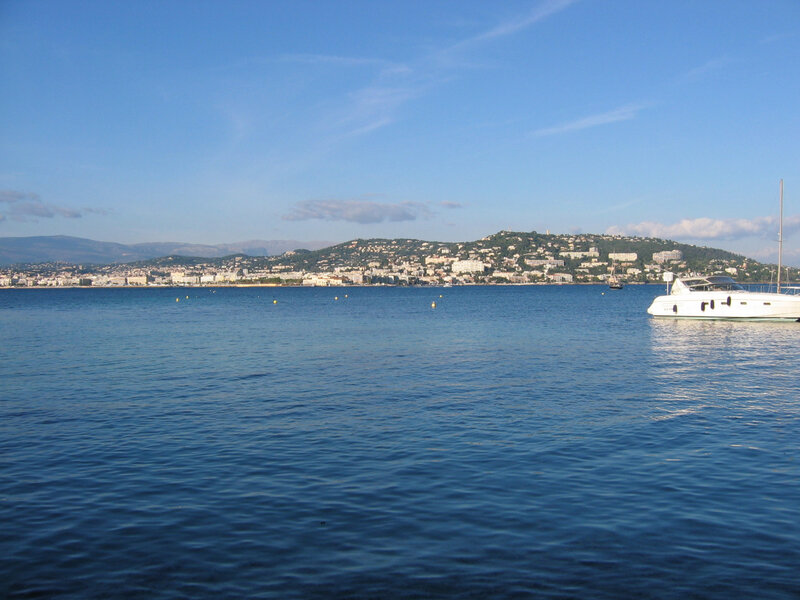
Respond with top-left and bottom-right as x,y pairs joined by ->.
682,276 -> 744,292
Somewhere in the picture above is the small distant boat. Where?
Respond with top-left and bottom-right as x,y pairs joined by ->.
647,180 -> 800,321
608,266 -> 624,290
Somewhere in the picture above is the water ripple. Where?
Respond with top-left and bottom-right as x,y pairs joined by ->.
1,286 -> 799,598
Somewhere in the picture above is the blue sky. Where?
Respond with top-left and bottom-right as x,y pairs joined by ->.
2,0 -> 799,264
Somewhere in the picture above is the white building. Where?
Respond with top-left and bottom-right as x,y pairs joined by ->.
343,271 -> 364,284
303,276 -> 330,286
452,260 -> 486,274
525,258 -> 564,267
426,255 -> 455,265
492,271 -> 517,280
561,248 -> 600,259
126,275 -> 148,286
652,250 -> 683,263
278,271 -> 304,281
609,252 -> 638,262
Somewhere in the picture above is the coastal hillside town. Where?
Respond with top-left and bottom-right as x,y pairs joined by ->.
1,231 -> 795,287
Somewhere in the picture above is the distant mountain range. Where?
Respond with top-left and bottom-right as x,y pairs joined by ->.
0,235 -> 336,265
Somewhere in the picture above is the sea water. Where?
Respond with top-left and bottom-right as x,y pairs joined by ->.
1,285 -> 799,599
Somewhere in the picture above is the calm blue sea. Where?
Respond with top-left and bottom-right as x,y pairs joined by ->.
2,285 -> 799,599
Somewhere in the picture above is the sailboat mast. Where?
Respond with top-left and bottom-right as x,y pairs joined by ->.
778,179 -> 783,293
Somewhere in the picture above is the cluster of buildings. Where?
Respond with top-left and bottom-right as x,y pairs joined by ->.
1,231 -> 766,288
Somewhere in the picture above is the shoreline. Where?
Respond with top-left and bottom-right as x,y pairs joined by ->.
0,281 -> 721,290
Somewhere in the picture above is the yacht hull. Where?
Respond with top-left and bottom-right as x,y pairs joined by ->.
647,291 -> 800,321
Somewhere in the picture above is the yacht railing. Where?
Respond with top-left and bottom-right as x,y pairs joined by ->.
742,283 -> 800,295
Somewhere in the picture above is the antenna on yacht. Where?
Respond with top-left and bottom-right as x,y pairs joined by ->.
777,179 -> 783,293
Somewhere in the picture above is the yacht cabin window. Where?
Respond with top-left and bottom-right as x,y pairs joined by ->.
681,277 -> 744,292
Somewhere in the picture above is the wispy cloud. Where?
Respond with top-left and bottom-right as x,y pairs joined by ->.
342,117 -> 396,138
678,56 -> 730,83
283,198 -> 432,224
466,0 -> 578,45
530,50 -> 734,142
209,2 -> 581,171
433,0 -> 578,69
592,198 -> 641,214
0,190 -> 105,223
441,201 -> 464,209
0,190 -> 39,204
276,53 -> 399,69
760,32 -> 794,45
338,84 -> 421,136
607,215 -> 800,240
531,103 -> 645,137
337,0 -> 579,138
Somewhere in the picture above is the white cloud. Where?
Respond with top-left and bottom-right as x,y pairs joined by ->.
607,215 -> 800,240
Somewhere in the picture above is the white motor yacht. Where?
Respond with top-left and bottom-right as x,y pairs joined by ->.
647,274 -> 800,321
648,180 -> 800,321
